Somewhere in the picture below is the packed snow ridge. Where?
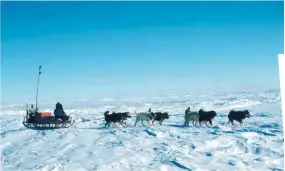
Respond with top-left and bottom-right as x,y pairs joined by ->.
1,89 -> 283,171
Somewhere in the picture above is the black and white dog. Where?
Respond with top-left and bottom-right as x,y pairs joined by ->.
151,112 -> 169,125
227,110 -> 251,126
104,111 -> 131,127
198,109 -> 217,126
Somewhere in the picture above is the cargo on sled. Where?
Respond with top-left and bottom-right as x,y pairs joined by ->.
22,66 -> 75,130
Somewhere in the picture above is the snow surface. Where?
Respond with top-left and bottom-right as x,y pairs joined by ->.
1,89 -> 283,171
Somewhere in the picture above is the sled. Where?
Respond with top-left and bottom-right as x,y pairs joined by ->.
22,114 -> 75,130
23,66 -> 75,130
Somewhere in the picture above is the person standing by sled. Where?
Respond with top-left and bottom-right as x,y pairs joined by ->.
54,102 -> 69,122
27,104 -> 38,122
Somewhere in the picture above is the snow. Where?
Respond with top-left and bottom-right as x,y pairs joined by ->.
0,89 -> 283,170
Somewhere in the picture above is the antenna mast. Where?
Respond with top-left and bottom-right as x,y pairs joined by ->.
35,66 -> 42,110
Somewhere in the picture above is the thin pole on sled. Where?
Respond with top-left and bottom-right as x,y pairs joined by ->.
36,66 -> 42,110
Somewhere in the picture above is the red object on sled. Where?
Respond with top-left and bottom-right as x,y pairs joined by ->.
40,112 -> 51,117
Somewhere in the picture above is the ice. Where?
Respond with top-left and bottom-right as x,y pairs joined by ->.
0,89 -> 283,170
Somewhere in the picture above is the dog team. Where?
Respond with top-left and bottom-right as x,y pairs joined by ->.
103,107 -> 251,128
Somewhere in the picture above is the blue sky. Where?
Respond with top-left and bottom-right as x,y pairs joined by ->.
1,1 -> 284,103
